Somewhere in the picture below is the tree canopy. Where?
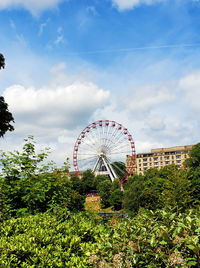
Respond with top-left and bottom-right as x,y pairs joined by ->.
0,53 -> 15,137
0,96 -> 15,137
0,53 -> 5,69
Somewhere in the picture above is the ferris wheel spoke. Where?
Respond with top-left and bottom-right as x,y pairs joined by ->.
82,133 -> 99,148
80,140 -> 99,152
104,126 -> 115,148
78,157 -> 97,166
87,128 -> 99,146
108,150 -> 130,155
108,136 -> 127,151
78,158 -> 97,170
104,130 -> 121,149
78,155 -> 98,162
78,153 -> 97,156
112,143 -> 130,151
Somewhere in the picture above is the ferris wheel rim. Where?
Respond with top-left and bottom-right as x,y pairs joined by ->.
73,120 -> 136,175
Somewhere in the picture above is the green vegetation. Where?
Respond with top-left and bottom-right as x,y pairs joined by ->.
0,208 -> 199,267
0,54 -> 14,137
0,139 -> 200,267
0,136 -> 84,220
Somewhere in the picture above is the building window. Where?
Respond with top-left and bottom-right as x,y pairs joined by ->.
143,158 -> 147,162
176,155 -> 181,159
165,156 -> 170,160
165,161 -> 170,165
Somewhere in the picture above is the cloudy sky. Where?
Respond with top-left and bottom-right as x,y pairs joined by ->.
0,0 -> 200,168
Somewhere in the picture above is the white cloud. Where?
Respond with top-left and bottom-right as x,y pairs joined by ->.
1,79 -> 109,166
38,19 -> 50,36
4,81 -> 110,129
0,0 -> 65,15
179,70 -> 200,112
54,34 -> 65,45
112,0 -> 167,10
125,85 -> 175,115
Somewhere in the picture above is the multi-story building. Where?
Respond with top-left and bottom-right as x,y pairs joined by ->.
132,145 -> 193,175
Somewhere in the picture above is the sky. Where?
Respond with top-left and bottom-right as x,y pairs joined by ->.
0,0 -> 200,168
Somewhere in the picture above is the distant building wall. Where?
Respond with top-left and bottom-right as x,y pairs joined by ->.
127,145 -> 193,175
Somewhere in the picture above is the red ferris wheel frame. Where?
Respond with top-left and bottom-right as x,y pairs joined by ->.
73,120 -> 137,177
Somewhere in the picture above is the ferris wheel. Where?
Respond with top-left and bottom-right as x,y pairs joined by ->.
73,120 -> 136,181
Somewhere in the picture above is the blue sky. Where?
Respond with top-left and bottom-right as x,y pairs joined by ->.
0,0 -> 200,166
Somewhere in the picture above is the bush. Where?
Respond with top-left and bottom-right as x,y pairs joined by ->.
109,189 -> 123,210
0,137 -> 85,219
0,208 -> 199,267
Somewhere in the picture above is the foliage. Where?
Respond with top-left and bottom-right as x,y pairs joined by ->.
111,161 -> 126,178
0,136 -> 84,219
124,165 -> 195,214
79,170 -> 96,194
97,179 -> 112,208
0,54 -> 14,137
0,96 -> 14,137
109,189 -> 123,210
185,143 -> 200,169
185,143 -> 200,201
0,208 -> 199,267
0,136 -> 53,180
0,53 -> 5,69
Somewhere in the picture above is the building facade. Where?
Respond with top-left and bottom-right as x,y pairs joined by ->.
132,145 -> 193,175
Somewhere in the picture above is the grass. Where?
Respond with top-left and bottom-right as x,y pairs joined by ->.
85,195 -> 118,213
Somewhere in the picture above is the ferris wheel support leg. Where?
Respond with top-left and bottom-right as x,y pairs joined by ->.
92,157 -> 100,173
102,156 -> 118,182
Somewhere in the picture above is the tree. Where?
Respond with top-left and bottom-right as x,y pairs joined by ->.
184,143 -> 200,169
0,53 -> 5,69
109,189 -> 123,210
111,161 -> 126,178
184,143 -> 200,201
123,164 -> 194,213
97,179 -> 112,208
0,136 -> 84,218
0,54 -> 15,137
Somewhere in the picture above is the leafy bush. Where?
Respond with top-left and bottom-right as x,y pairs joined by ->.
0,137 -> 84,219
0,208 -> 199,267
124,165 -> 195,214
109,189 -> 123,210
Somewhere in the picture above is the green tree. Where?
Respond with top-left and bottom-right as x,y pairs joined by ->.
97,179 -> 112,208
111,161 -> 126,178
0,53 -> 5,69
0,54 -> 15,137
0,136 -> 84,218
109,189 -> 123,210
185,143 -> 200,201
79,170 -> 96,194
185,143 -> 200,168
123,165 -> 194,213
0,96 -> 14,137
123,176 -> 145,214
